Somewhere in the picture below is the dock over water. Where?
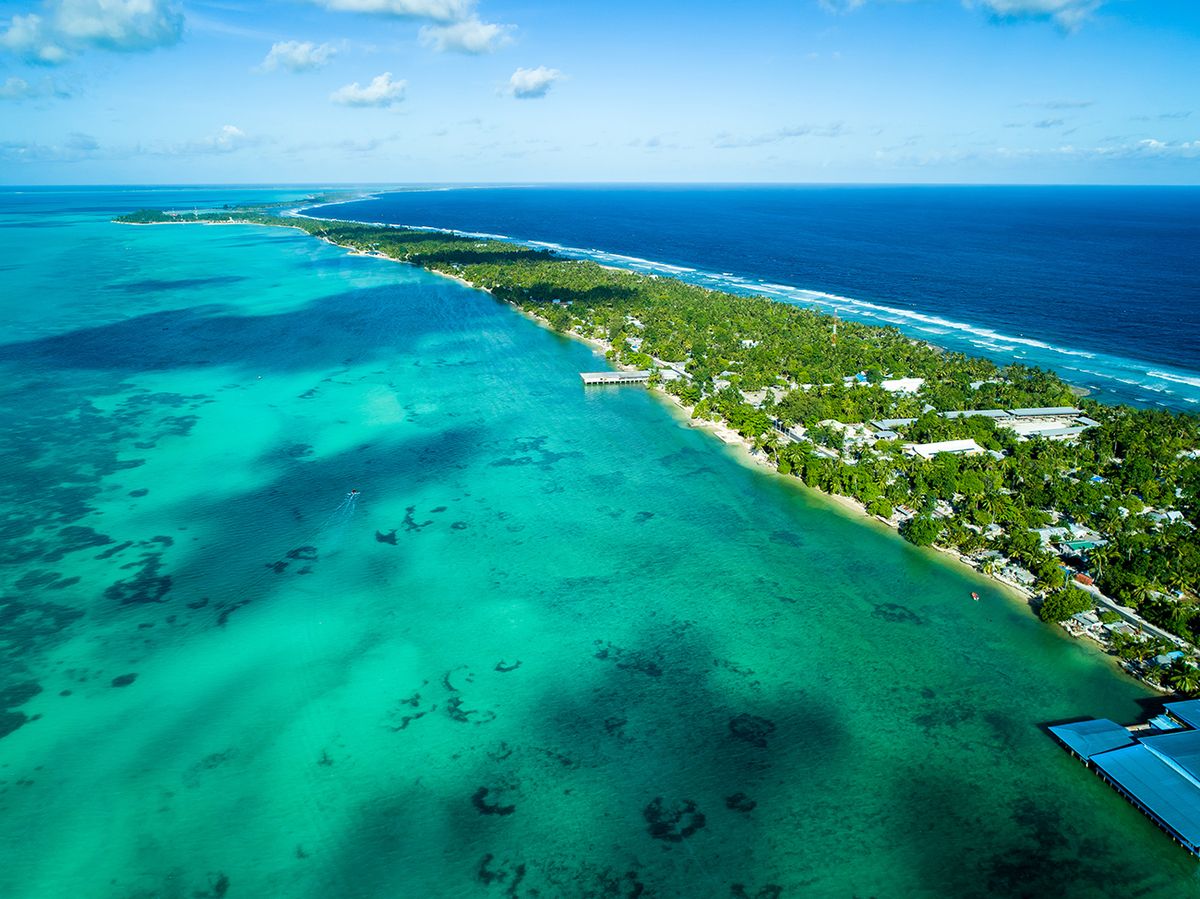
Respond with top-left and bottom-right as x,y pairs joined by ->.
1050,699 -> 1200,857
580,371 -> 651,385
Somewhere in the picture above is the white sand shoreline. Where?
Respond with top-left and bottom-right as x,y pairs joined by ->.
117,217 -> 1125,668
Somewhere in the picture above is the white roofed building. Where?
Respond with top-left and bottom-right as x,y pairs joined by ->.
880,377 -> 925,394
904,439 -> 985,460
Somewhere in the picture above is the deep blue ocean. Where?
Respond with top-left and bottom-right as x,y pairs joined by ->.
317,185 -> 1200,409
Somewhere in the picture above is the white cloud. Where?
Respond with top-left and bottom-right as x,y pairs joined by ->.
145,124 -> 259,157
0,73 -> 70,99
0,75 -> 36,99
715,123 -> 846,149
817,0 -> 870,10
1128,138 -> 1200,158
0,131 -> 99,161
818,0 -> 1106,29
259,40 -> 337,72
205,124 -> 251,152
970,0 -> 1105,29
1024,99 -> 1093,109
507,65 -> 561,99
313,0 -> 473,22
331,72 -> 406,107
419,17 -> 512,53
1,0 -> 184,64
0,13 -> 68,63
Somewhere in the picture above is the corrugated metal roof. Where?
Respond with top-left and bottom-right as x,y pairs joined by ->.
1166,700 -> 1200,730
1092,744 -> 1200,851
1049,719 -> 1134,759
943,409 -> 1011,419
1143,730 -> 1200,783
1029,426 -> 1089,439
1008,406 -> 1082,416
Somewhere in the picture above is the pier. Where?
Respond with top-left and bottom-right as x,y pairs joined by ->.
1050,700 -> 1200,856
579,371 -> 651,385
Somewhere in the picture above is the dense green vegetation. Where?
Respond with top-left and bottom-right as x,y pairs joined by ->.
118,209 -> 197,223
115,208 -> 1200,653
1038,588 -> 1095,623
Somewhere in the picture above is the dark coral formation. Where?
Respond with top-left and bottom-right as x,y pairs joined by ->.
477,853 -> 526,893
728,714 -> 776,749
594,641 -> 663,677
871,602 -> 923,625
215,599 -> 251,627
472,787 -> 516,816
725,792 -> 757,813
402,506 -> 433,533
643,797 -> 706,842
111,673 -> 138,687
731,885 -> 782,899
104,552 -> 172,605
446,695 -> 496,724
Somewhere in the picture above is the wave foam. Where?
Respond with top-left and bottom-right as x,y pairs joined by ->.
311,213 -> 1200,408
1148,370 -> 1200,389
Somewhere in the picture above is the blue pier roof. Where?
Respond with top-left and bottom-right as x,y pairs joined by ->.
1165,700 -> 1200,730
1049,719 -> 1135,759
1142,729 -> 1200,783
1092,744 -> 1200,853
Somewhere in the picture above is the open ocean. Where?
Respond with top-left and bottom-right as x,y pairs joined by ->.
318,185 -> 1200,410
1,185 -> 1197,898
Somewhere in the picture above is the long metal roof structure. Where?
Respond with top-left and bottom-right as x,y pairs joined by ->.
1091,744 -> 1200,854
1052,703 -> 1200,857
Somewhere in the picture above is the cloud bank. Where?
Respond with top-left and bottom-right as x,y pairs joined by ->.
313,0 -> 474,23
715,123 -> 846,149
818,0 -> 1108,29
972,0 -> 1106,29
0,0 -> 184,64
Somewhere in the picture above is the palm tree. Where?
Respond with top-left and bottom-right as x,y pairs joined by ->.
1167,659 -> 1200,696
1089,542 -> 1121,581
1127,578 -> 1159,609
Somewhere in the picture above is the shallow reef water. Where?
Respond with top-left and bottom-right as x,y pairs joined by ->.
0,189 -> 1194,898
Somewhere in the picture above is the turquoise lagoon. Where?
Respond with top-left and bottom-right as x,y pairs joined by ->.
0,189 -> 1195,898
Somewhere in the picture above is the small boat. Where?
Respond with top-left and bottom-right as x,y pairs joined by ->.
971,592 -> 980,601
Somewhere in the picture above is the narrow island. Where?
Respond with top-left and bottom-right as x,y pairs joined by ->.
116,205 -> 1200,695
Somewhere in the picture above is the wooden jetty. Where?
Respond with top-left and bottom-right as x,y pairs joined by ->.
579,371 -> 651,385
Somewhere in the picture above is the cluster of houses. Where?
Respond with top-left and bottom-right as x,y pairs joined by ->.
768,406 -> 1099,459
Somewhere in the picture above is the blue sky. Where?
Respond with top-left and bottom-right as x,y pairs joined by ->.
1,0 -> 1198,184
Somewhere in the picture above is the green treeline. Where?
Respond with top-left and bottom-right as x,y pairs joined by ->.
114,209 -> 1200,647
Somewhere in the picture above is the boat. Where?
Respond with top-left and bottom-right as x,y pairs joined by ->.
971,592 -> 980,601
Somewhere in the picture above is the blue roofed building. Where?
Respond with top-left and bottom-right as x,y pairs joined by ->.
1051,701 -> 1200,856
1048,719 -> 1134,760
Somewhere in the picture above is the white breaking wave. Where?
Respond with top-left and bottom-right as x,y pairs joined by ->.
297,212 -> 1200,408
1147,370 -> 1200,389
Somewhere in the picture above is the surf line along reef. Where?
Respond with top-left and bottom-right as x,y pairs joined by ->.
116,206 -> 1200,688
